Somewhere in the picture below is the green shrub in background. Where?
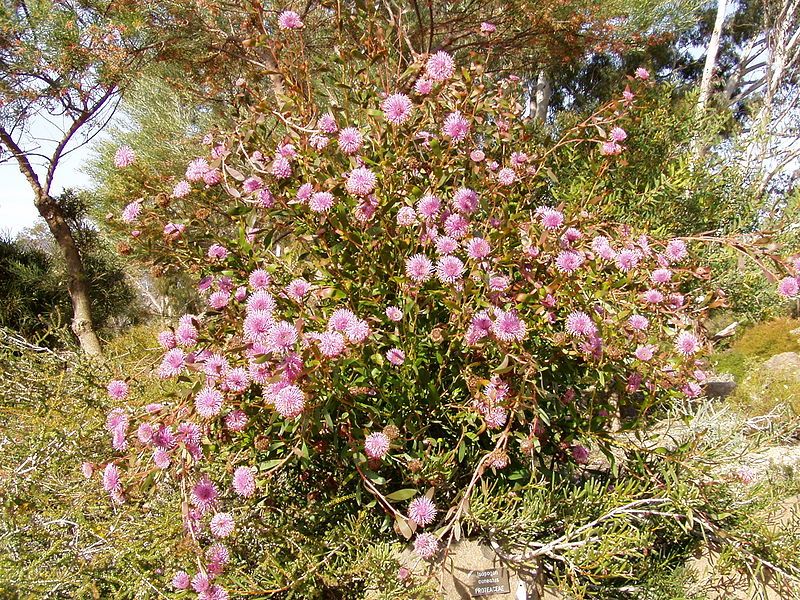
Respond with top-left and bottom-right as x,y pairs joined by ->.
0,190 -> 143,347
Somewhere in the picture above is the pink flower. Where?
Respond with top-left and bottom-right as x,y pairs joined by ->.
488,310 -> 525,342
511,151 -> 528,165
102,463 -> 121,492
158,348 -> 186,378
442,111 -> 470,141
172,571 -> 190,590
675,331 -> 700,356
485,406 -> 508,429
105,409 -> 128,434
414,77 -> 433,95
296,182 -> 314,202
496,167 -> 515,186
318,113 -> 338,133
247,289 -> 276,313
107,380 -> 129,400
634,345 -> 656,361
346,319 -> 370,343
309,134 -> 329,149
386,348 -> 405,366
444,213 -> 469,239
643,289 -> 664,304
286,278 -> 311,300
778,276 -> 799,298
268,321 -> 298,352
258,188 -> 274,207
192,573 -> 210,593
317,331 -> 346,357
114,146 -> 135,168
538,207 -> 564,230
121,201 -> 141,223
489,275 -> 509,291
274,384 -> 305,418
271,156 -> 292,179
81,462 -> 93,478
242,177 -> 264,194
386,306 -> 403,321
346,167 -> 377,196
203,169 -> 221,186
233,466 -> 256,497
338,127 -> 363,154
224,409 -> 249,430
600,141 -> 622,155
278,10 -> 303,29
610,127 -> 627,142
383,93 -> 413,124
565,311 -> 596,337
309,191 -> 335,212
571,445 -> 590,464
191,477 -> 218,512
186,158 -> 209,182
665,239 -> 687,263
195,386 -> 224,418
470,149 -> 485,162
651,268 -> 672,284
635,67 -> 650,80
153,448 -> 170,469
397,206 -> 417,226
426,51 -> 455,82
163,222 -> 185,238
435,235 -> 458,255
417,194 -> 441,219
466,237 -> 490,260
436,255 -> 465,284
628,315 -> 649,330
249,269 -> 271,290
562,227 -> 582,243
480,22 -> 496,34
210,512 -> 235,538
208,244 -> 228,260
413,532 -> 440,559
615,248 -> 641,272
555,250 -> 584,273
364,432 -> 390,458
328,308 -> 356,331
209,290 -> 230,309
452,188 -> 479,214
405,254 -> 434,282
172,180 -> 191,198
408,497 -> 437,527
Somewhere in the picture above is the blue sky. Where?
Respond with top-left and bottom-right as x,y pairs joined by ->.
0,118 -> 97,236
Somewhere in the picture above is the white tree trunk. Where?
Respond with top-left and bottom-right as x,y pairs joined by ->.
534,70 -> 552,122
696,0 -> 729,116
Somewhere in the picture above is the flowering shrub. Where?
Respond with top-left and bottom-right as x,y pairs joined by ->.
99,28 -> 800,597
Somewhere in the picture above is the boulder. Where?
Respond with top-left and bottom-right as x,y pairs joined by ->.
761,352 -> 800,381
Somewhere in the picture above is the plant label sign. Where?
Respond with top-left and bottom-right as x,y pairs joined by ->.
470,567 -> 510,596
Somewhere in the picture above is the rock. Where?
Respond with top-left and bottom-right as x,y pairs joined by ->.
397,538 -> 566,599
761,352 -> 800,381
704,374 -> 737,398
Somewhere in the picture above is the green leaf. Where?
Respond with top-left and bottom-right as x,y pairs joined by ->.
385,488 -> 417,501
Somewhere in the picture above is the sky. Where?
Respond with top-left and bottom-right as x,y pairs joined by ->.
0,118 -> 98,237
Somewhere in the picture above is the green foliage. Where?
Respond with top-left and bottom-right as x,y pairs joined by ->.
0,190 -> 142,345
465,401 -> 800,599
0,327 -> 180,598
714,317 -> 800,382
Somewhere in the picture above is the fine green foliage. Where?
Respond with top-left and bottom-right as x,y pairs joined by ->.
0,327 -> 180,598
714,317 -> 800,382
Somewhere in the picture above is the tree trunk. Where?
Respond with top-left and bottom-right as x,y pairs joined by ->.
534,69 -> 552,122
696,0 -> 729,117
35,193 -> 103,356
